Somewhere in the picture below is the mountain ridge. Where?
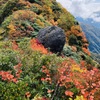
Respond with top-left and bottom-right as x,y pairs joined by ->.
76,17 -> 100,28
80,22 -> 100,54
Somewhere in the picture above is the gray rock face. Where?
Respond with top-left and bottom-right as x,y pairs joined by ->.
37,26 -> 66,53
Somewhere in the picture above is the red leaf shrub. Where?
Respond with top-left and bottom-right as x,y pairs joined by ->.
0,63 -> 22,83
72,68 -> 100,100
30,39 -> 48,54
65,90 -> 73,97
0,71 -> 18,83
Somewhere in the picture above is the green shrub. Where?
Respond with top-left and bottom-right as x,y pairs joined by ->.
68,34 -> 78,46
0,0 -> 19,24
0,10 -> 51,39
0,81 -> 30,100
0,39 -> 99,100
62,45 -> 81,63
0,48 -> 20,71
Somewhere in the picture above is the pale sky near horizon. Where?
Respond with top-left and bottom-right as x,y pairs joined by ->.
56,0 -> 100,22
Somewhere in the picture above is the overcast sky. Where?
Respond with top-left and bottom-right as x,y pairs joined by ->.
56,0 -> 100,22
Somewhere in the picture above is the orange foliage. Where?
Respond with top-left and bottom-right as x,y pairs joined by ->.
0,71 -> 18,83
72,67 -> 100,100
18,0 -> 32,8
71,46 -> 77,52
42,5 -> 53,20
13,63 -> 22,79
67,25 -> 86,42
80,60 -> 86,68
7,10 -> 35,39
41,66 -> 52,84
12,10 -> 36,21
71,25 -> 82,35
66,25 -> 87,41
43,5 -> 52,14
65,91 -> 73,97
30,39 -> 48,54
50,19 -> 58,26
83,43 -> 89,49
66,25 -> 90,54
25,92 -> 31,98
82,39 -> 88,44
0,63 -> 22,83
12,40 -> 19,50
82,47 -> 91,56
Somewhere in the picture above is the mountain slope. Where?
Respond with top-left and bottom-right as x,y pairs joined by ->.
80,23 -> 100,54
0,0 -> 100,100
0,0 -> 91,56
0,0 -> 75,40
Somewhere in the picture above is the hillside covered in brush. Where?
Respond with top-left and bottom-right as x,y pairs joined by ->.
0,0 -> 100,100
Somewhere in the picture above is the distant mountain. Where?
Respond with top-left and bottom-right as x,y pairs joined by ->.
79,23 -> 100,54
76,17 -> 100,28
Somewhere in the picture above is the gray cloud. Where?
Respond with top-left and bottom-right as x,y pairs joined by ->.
56,0 -> 100,22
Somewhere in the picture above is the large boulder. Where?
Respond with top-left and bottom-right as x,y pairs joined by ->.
37,26 -> 66,53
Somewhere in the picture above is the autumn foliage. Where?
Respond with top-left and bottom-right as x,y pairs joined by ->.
30,38 -> 48,54
0,0 -> 99,100
0,71 -> 17,83
0,39 -> 100,100
66,25 -> 90,55
0,63 -> 22,83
